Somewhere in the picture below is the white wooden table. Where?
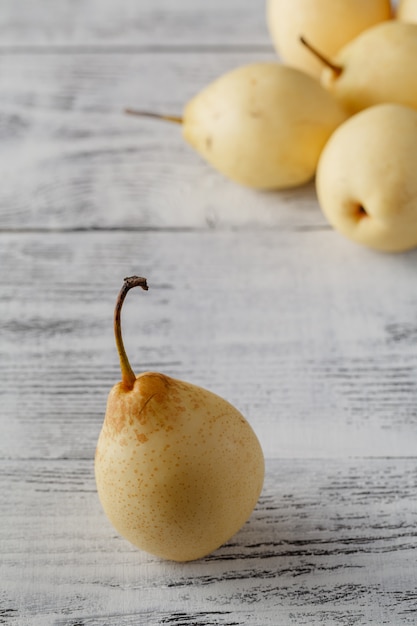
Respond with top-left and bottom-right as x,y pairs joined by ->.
1,2 -> 416,624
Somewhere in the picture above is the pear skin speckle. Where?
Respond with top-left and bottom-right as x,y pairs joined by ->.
95,372 -> 264,562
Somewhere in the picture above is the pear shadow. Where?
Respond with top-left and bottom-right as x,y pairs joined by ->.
195,458 -> 367,589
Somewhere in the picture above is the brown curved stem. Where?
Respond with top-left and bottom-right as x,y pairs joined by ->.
299,36 -> 343,77
124,108 -> 183,124
114,276 -> 149,390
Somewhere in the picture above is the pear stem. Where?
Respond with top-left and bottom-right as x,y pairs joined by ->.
299,36 -> 343,77
124,108 -> 183,125
114,276 -> 149,391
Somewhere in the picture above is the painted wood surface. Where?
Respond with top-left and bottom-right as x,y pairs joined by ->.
1,230 -> 417,462
2,458 -> 417,625
0,1 -> 415,625
0,0 -> 270,48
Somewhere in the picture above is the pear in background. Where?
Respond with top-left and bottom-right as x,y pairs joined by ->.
267,0 -> 391,78
95,276 -> 265,562
302,21 -> 417,115
397,0 -> 417,23
126,63 -> 347,190
316,103 -> 417,253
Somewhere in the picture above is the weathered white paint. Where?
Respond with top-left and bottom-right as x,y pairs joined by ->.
0,0 -> 271,48
1,230 -> 417,462
2,458 -> 417,625
0,1 -> 415,624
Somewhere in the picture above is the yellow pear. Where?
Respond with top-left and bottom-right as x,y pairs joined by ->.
316,103 -> 417,252
302,21 -> 417,115
267,0 -> 391,78
126,63 -> 347,190
95,276 -> 265,562
397,0 -> 417,23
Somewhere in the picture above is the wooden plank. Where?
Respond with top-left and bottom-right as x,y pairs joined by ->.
0,0 -> 270,48
1,457 -> 417,625
0,50 -> 329,233
1,230 -> 417,460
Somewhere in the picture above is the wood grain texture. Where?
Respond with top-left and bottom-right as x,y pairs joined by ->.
0,1 -> 414,624
0,0 -> 270,48
1,231 -> 416,460
1,458 -> 417,625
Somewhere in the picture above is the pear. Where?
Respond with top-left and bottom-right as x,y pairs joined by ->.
301,21 -> 417,115
267,0 -> 391,78
397,0 -> 417,23
316,103 -> 417,252
126,63 -> 347,190
95,276 -> 265,562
